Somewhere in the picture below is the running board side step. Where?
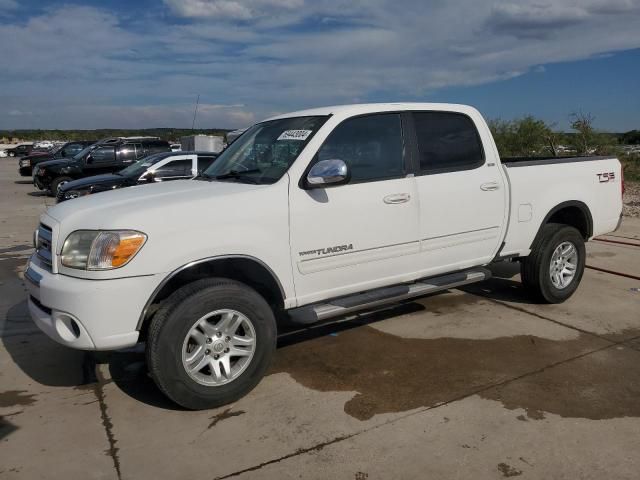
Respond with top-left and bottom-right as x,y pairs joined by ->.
288,268 -> 491,325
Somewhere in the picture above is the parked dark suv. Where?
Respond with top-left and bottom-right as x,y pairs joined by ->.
33,138 -> 171,195
19,141 -> 96,176
57,151 -> 218,202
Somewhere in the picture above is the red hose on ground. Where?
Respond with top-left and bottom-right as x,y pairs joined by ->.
593,238 -> 640,248
586,265 -> 640,281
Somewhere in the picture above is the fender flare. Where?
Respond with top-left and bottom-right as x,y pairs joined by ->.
530,200 -> 593,249
136,254 -> 286,330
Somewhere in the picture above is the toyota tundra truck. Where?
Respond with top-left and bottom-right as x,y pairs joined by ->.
25,103 -> 624,409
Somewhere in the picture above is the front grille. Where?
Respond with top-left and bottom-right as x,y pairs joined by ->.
36,223 -> 53,271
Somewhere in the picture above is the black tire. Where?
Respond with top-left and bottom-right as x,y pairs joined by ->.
521,223 -> 586,303
146,278 -> 277,410
50,176 -> 72,196
8,152 -> 15,157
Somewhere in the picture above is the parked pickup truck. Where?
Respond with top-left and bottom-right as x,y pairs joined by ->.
25,103 -> 623,409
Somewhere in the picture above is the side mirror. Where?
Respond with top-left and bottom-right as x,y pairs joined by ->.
140,172 -> 157,183
306,159 -> 350,188
86,155 -> 93,164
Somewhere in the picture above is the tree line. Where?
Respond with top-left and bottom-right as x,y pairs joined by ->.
0,127 -> 231,143
488,112 -> 629,157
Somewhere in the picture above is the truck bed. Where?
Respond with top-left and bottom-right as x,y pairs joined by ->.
502,155 -> 612,167
499,154 -> 622,257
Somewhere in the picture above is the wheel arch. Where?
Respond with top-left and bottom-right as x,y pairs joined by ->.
530,200 -> 593,249
137,255 -> 286,333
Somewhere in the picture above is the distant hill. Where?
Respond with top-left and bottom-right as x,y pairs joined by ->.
0,128 -> 232,143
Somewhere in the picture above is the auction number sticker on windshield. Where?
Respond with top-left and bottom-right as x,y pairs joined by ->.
277,129 -> 313,141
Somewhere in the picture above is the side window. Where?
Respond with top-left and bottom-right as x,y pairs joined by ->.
119,144 -> 137,163
197,156 -> 216,172
146,142 -> 169,155
316,113 -> 404,183
155,159 -> 192,178
412,112 -> 484,173
88,146 -> 116,165
133,143 -> 144,159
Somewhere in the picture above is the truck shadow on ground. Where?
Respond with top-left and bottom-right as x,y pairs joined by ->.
458,261 -> 541,304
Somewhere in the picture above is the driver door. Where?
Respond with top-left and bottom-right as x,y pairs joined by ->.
84,146 -> 117,175
288,113 -> 420,305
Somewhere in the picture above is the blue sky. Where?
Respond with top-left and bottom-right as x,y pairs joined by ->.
1,0 -> 639,131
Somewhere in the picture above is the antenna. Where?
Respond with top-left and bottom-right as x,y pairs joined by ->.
191,94 -> 200,130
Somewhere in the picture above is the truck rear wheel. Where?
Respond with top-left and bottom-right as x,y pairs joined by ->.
146,278 -> 277,410
521,223 -> 585,303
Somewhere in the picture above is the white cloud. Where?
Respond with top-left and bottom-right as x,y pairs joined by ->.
164,0 -> 304,20
1,1 -> 640,129
0,0 -> 17,11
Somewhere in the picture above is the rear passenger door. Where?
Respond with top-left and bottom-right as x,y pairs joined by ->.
118,143 -> 143,166
410,111 -> 507,274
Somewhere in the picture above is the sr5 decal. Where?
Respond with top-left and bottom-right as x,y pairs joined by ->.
597,172 -> 615,183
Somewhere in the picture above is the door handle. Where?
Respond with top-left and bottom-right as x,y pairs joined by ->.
480,182 -> 500,191
383,193 -> 411,204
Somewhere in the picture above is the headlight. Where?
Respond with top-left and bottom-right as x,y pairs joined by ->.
64,190 -> 89,200
61,230 -> 147,270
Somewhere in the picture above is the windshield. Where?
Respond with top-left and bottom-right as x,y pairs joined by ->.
118,152 -> 173,177
49,144 -> 64,155
202,115 -> 328,184
72,144 -> 98,161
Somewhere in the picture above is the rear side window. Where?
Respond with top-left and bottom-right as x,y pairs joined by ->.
155,159 -> 192,177
145,142 -> 170,154
119,144 -> 138,163
412,112 -> 484,173
317,113 -> 404,183
197,155 -> 216,172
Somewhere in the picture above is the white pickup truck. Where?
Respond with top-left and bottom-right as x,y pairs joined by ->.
25,103 -> 623,409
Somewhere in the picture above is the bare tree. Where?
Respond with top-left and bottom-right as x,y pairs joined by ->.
569,111 -> 596,155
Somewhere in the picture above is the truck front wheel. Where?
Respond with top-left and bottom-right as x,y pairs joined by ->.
50,176 -> 72,196
521,223 -> 586,303
146,278 -> 277,410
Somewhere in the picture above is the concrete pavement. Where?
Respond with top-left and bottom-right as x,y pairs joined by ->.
1,158 -> 639,479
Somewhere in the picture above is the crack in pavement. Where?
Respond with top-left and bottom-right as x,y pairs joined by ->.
83,353 -> 122,480
213,433 -> 359,480
216,336 -> 636,479
469,293 -> 616,343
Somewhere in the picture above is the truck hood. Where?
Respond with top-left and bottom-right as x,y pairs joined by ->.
47,179 -> 266,231
36,158 -> 74,169
23,152 -> 52,161
60,173 -> 126,193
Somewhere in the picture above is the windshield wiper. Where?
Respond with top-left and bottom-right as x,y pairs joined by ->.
215,169 -> 261,184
